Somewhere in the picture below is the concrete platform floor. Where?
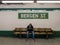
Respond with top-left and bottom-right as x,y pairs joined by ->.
0,37 -> 60,45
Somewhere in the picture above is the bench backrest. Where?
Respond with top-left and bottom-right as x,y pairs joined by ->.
14,28 -> 53,32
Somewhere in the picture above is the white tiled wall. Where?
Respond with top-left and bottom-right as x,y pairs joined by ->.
0,10 -> 60,31
0,3 -> 60,31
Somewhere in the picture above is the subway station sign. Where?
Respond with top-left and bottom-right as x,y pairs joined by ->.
18,13 -> 48,19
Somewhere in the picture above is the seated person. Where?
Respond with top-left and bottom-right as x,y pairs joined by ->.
26,23 -> 34,39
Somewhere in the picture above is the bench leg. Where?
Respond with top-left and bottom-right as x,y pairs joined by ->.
17,34 -> 21,38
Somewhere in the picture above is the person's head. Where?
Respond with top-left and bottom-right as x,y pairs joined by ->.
29,23 -> 32,26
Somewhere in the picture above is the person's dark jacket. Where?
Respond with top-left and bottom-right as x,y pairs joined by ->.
27,24 -> 33,32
